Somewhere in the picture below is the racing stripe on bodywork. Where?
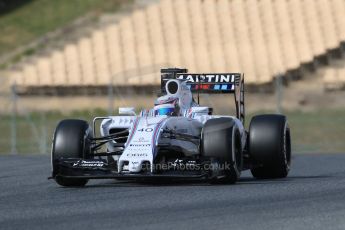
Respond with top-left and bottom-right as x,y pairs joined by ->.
125,118 -> 140,147
152,118 -> 167,157
188,108 -> 193,118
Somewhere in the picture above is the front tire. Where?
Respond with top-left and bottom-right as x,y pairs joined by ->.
249,114 -> 291,179
201,118 -> 243,184
51,119 -> 93,187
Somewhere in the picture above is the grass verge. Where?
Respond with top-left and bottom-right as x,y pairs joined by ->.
0,109 -> 344,154
0,0 -> 129,57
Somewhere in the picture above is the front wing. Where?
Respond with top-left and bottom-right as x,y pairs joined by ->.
50,158 -> 210,181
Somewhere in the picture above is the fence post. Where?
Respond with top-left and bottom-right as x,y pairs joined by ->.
39,112 -> 48,154
275,75 -> 283,114
108,75 -> 114,115
11,83 -> 17,155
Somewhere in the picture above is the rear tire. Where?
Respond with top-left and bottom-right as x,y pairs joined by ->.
201,118 -> 242,184
249,114 -> 291,179
51,119 -> 93,187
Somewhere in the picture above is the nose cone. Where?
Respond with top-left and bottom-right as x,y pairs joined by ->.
118,116 -> 168,173
129,161 -> 141,172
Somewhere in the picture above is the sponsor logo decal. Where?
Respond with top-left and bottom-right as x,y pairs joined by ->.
126,153 -> 148,157
137,128 -> 154,132
73,160 -> 104,167
177,74 -> 236,83
132,137 -> 150,143
129,144 -> 151,147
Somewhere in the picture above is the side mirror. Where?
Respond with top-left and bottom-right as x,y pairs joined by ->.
118,107 -> 136,116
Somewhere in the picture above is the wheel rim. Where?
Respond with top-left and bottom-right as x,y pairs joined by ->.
283,123 -> 291,171
232,129 -> 242,177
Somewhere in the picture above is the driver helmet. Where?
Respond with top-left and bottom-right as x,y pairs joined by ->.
154,96 -> 180,116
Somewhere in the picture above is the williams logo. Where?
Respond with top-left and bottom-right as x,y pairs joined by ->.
73,160 -> 104,167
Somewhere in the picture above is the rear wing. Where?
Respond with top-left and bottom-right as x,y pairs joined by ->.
161,68 -> 245,124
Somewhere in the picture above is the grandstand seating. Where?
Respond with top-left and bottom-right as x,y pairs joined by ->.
160,0 -> 181,67
146,4 -> 166,67
92,30 -> 110,85
323,67 -> 345,90
316,0 -> 339,51
77,38 -> 95,85
36,57 -> 52,86
231,0 -> 256,81
302,0 -> 326,57
64,44 -> 81,86
331,0 -> 345,43
51,50 -> 67,86
22,64 -> 38,86
288,0 -> 313,64
104,24 -> 124,84
119,17 -> 138,82
8,0 -> 345,90
258,0 -> 285,76
187,0 -> 210,72
133,10 -> 153,76
244,0 -> 271,83
273,0 -> 299,71
203,0 -> 226,72
217,0 -> 240,72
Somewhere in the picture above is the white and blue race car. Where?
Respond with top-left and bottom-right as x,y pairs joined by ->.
50,68 -> 291,187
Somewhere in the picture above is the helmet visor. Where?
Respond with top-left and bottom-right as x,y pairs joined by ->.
155,107 -> 174,116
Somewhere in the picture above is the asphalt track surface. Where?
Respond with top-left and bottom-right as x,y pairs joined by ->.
1,154 -> 345,230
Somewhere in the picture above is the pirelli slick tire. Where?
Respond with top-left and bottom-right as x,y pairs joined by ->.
52,119 -> 93,187
249,114 -> 291,179
201,118 -> 243,184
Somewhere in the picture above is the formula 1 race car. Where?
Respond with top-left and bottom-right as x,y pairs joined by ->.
50,68 -> 291,187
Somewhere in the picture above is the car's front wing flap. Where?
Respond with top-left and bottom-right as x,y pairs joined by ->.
51,158 -> 209,180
